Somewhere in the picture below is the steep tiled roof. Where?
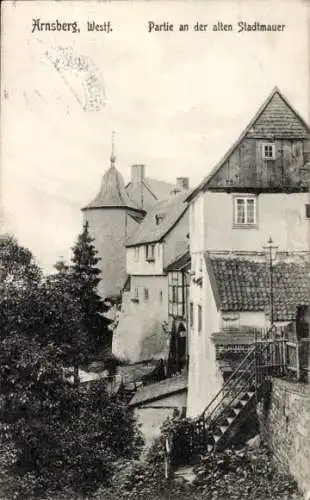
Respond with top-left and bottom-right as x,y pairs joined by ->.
206,253 -> 310,321
126,191 -> 189,246
145,178 -> 176,199
83,165 -> 143,212
126,178 -> 182,209
129,373 -> 187,407
187,87 -> 310,202
246,91 -> 309,140
164,250 -> 191,272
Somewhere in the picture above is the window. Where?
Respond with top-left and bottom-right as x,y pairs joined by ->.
189,302 -> 194,328
172,285 -> 178,303
234,197 -> 257,226
144,288 -> 149,301
145,244 -> 155,262
262,143 -> 275,160
134,247 -> 140,262
198,305 -> 202,333
306,204 -> 310,219
132,287 -> 139,302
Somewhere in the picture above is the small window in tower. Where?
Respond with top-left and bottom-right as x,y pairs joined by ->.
144,288 -> 149,301
159,290 -> 163,303
305,204 -> 310,219
262,143 -> 276,160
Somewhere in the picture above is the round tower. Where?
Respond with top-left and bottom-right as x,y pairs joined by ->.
82,137 -> 144,300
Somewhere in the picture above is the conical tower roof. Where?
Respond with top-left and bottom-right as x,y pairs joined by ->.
82,138 -> 143,212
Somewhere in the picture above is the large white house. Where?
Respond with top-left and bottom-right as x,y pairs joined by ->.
186,87 -> 310,417
113,187 -> 190,363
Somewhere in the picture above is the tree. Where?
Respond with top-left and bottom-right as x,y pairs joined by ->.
0,235 -> 143,499
70,221 -> 111,354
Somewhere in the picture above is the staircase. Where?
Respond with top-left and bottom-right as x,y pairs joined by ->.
170,339 -> 283,467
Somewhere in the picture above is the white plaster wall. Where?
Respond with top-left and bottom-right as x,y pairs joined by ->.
239,311 -> 267,327
126,243 -> 163,275
163,209 -> 189,268
189,192 -> 205,255
84,208 -> 132,299
204,192 -> 309,252
134,391 -> 187,449
187,258 -> 223,418
113,275 -> 169,362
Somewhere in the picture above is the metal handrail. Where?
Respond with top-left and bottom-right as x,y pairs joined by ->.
201,345 -> 256,420
200,338 -> 277,427
202,357 -> 257,428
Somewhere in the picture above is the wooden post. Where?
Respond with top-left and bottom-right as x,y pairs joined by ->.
165,435 -> 173,480
296,341 -> 300,381
282,339 -> 287,374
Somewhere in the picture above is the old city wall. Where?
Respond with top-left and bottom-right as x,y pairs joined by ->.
258,378 -> 310,496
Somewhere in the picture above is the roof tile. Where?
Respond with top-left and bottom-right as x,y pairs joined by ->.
126,191 -> 189,246
208,254 -> 310,321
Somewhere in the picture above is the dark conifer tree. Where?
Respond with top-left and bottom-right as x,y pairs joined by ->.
70,221 -> 111,354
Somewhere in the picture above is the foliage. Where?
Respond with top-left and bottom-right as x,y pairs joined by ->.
0,236 -> 144,499
96,436 -> 302,500
70,221 -> 111,354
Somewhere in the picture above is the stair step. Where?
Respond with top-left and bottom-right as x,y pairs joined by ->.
219,425 -> 229,434
240,399 -> 248,406
241,393 -> 250,401
247,391 -> 255,398
227,417 -> 234,424
213,434 -> 221,443
233,408 -> 241,416
207,444 -> 214,452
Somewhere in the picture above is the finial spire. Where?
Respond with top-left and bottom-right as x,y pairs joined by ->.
110,130 -> 116,167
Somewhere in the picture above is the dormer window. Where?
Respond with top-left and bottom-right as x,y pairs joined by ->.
262,143 -> 275,160
145,244 -> 155,262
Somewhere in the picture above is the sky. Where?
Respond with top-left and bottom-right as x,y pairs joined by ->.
1,0 -> 309,272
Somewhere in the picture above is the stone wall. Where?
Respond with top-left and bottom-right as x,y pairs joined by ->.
258,378 -> 310,496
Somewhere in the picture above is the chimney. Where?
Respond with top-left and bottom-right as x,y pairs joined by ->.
131,164 -> 145,184
176,177 -> 189,190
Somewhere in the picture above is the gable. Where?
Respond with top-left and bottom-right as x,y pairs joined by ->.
246,91 -> 309,140
187,88 -> 310,198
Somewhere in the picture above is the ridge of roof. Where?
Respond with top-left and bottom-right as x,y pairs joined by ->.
126,191 -> 189,247
129,373 -> 187,407
186,87 -> 310,203
125,177 -> 175,204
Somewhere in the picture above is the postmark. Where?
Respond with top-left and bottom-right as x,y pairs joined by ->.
44,46 -> 106,112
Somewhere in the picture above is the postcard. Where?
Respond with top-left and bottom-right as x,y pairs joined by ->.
1,1 -> 309,499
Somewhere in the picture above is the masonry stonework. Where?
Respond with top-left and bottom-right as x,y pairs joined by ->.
258,378 -> 310,496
